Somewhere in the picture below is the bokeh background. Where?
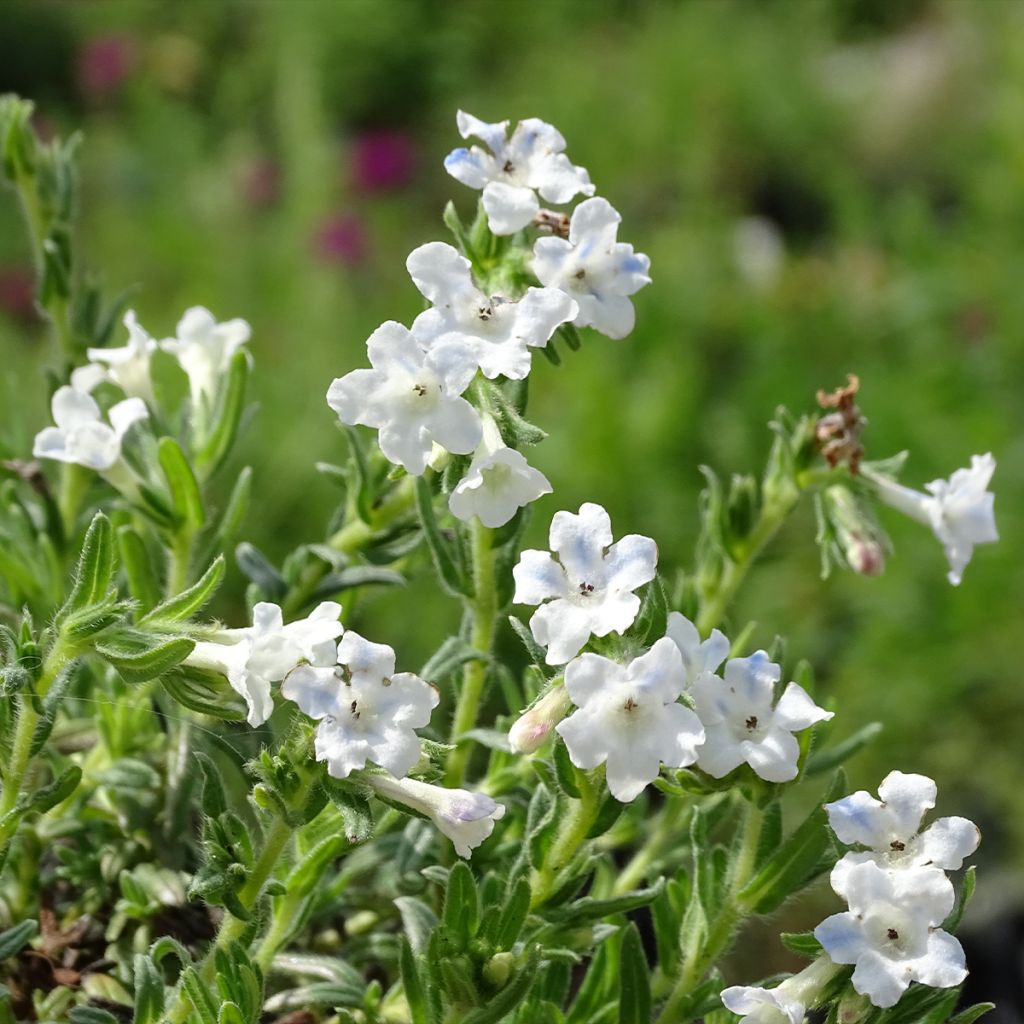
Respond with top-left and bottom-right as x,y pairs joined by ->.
2,0 -> 1022,1008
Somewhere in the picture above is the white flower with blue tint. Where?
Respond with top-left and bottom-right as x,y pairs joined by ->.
512,502 -> 658,665
160,305 -> 251,407
282,631 -> 438,781
814,861 -> 967,1008
407,241 -> 577,380
327,320 -> 482,475
692,652 -> 832,783
722,956 -> 838,1024
867,453 -> 997,585
187,601 -> 343,728
556,638 -> 704,802
72,310 -> 157,402
366,773 -> 505,858
449,415 -> 552,529
665,611 -> 730,689
33,385 -> 148,493
532,197 -> 651,339
444,110 -> 594,235
826,771 -> 979,898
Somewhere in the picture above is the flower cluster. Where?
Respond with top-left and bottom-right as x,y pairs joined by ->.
815,771 -> 980,1006
512,502 -> 831,800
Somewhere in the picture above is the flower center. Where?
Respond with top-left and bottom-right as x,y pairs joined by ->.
578,581 -> 595,597
412,383 -> 429,396
745,715 -> 758,731
890,840 -> 906,851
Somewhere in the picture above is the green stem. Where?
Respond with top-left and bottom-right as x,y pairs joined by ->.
0,642 -> 72,851
446,519 -> 497,787
612,799 -> 691,897
655,800 -> 764,1024
529,768 -> 603,909
696,494 -> 799,635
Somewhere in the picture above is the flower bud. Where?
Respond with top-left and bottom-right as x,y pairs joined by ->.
508,684 -> 572,754
818,485 -> 888,578
483,951 -> 515,988
838,989 -> 873,1024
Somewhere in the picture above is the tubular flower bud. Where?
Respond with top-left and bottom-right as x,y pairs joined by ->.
508,684 -> 572,754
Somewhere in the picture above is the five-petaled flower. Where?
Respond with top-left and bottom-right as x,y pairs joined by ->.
692,652 -> 833,783
282,631 -> 439,780
444,110 -> 594,235
814,861 -> 967,1008
366,773 -> 505,858
186,601 -> 343,727
327,320 -> 481,475
71,309 -> 157,402
556,637 -> 705,802
867,453 -> 997,585
512,502 -> 658,665
407,241 -> 577,380
665,611 -> 730,690
533,197 -> 651,339
33,385 -> 147,494
160,305 -> 251,407
826,770 -> 980,899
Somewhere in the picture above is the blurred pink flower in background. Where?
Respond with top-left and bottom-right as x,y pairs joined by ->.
78,33 -> 138,101
351,130 -> 416,193
314,214 -> 368,265
0,266 -> 37,324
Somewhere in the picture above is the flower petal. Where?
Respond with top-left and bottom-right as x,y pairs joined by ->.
744,727 -> 800,783
813,912 -> 866,965
772,682 -> 833,732
426,395 -> 482,456
513,550 -> 568,605
563,651 -> 621,707
52,385 -> 101,431
918,816 -> 981,871
850,950 -> 908,1008
482,181 -> 539,235
627,637 -> 685,704
406,241 -> 479,309
281,665 -> 341,720
876,771 -> 936,838
604,534 -> 658,594
549,502 -> 613,582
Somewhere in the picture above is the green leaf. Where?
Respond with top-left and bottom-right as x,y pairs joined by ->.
949,1004 -> 995,1024
94,630 -> 195,684
805,721 -> 883,776
181,966 -> 220,1024
18,765 -> 80,816
162,666 -> 247,721
508,614 -> 549,673
548,879 -> 665,927
196,349 -> 249,476
311,565 -> 405,601
943,865 -> 976,933
553,741 -> 581,799
133,953 -> 166,1024
415,477 -> 470,598
235,542 -> 286,600
0,919 -> 37,960
395,896 -> 438,955
420,635 -> 485,684
68,1010 -> 119,1024
779,931 -> 823,958
493,876 -> 532,950
443,861 -> 480,945
117,525 -> 161,612
195,752 -> 228,818
141,556 -> 225,625
285,834 -> 348,895
399,937 -> 429,1024
324,780 -> 374,844
618,923 -> 651,1024
159,437 -> 205,529
60,512 -> 114,615
216,1002 -> 245,1024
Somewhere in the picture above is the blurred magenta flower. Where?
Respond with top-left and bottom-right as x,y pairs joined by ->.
314,214 -> 368,265
0,266 -> 36,324
78,34 -> 138,101
352,130 -> 416,193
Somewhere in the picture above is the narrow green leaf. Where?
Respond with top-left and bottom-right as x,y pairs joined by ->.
181,966 -> 220,1024
117,525 -> 161,612
94,630 -> 195,684
415,477 -> 469,598
399,937 -> 428,1024
311,565 -> 404,601
195,752 -> 227,818
779,931 -> 823,958
0,919 -> 37,960
805,721 -> 883,776
61,512 -> 114,614
141,556 -> 225,625
943,865 -> 976,933
197,349 -> 248,476
395,896 -> 438,955
493,876 -> 532,950
18,765 -> 80,816
324,780 -> 374,844
158,437 -> 205,529
553,741 -> 581,798
618,923 -> 651,1024
443,861 -> 480,945
949,1004 -> 995,1024
235,542 -> 286,600
133,953 -> 166,1024
548,879 -> 665,927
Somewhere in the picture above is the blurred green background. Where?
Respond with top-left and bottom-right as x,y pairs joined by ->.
1,0 -> 1021,914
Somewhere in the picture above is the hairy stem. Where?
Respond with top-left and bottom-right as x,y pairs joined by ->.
447,520 -> 498,787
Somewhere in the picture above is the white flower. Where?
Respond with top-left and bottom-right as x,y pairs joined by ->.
74,310 -> 158,402
160,306 -> 251,407
449,415 -> 551,528
692,652 -> 833,784
443,110 -> 594,235
512,502 -> 658,665
555,638 -> 705,802
282,631 -> 439,780
867,454 -> 997,585
508,684 -> 573,755
327,320 -> 482,475
826,771 -> 980,898
366,773 -> 505,857
186,601 -> 343,727
814,861 -> 966,1008
407,242 -> 577,380
665,611 -> 730,689
33,386 -> 147,486
722,956 -> 838,1024
532,197 -> 651,339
